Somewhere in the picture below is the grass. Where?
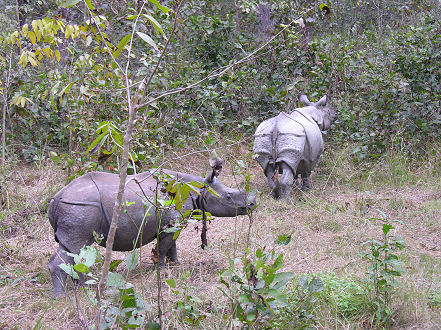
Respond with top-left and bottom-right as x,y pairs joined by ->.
0,143 -> 440,328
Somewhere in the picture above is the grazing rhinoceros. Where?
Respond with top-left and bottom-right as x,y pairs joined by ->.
48,159 -> 255,297
253,95 -> 337,199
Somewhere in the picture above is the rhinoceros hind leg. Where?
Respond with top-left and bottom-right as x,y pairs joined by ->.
48,244 -> 73,298
279,162 -> 295,200
264,163 -> 278,189
300,172 -> 312,191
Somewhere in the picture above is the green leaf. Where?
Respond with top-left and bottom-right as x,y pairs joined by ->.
107,272 -> 126,288
272,254 -> 284,270
272,272 -> 295,288
319,3 -> 330,12
74,246 -> 97,267
59,81 -> 76,98
85,131 -> 107,154
165,278 -> 176,288
85,0 -> 95,10
109,259 -> 123,272
382,223 -> 394,235
126,249 -> 139,272
142,14 -> 164,35
73,263 -> 89,273
172,228 -> 183,240
148,0 -> 170,14
136,32 -> 159,52
274,231 -> 294,245
54,49 -> 61,62
112,33 -> 132,59
28,31 -> 36,45
267,289 -> 288,305
59,0 -> 81,8
59,263 -> 79,279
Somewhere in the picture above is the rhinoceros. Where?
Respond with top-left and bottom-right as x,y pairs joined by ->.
253,95 -> 337,199
48,159 -> 255,297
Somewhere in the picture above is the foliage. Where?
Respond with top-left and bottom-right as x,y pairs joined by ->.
59,246 -> 148,329
166,271 -> 207,326
1,1 -> 440,166
268,275 -> 324,329
218,245 -> 295,327
361,209 -> 406,327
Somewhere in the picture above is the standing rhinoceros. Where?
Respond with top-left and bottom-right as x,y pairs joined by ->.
253,95 -> 337,199
48,159 -> 255,297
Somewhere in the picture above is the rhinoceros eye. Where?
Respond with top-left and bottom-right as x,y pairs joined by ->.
226,193 -> 232,200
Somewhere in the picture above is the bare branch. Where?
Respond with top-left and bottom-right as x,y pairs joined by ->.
135,9 -> 312,110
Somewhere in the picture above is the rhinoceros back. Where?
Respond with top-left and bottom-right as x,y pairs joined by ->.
254,110 -> 324,174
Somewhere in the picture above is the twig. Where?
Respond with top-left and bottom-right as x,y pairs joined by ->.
135,9 -> 312,110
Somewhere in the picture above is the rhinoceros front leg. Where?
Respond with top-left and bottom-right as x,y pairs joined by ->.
166,240 -> 179,264
264,163 -> 280,198
279,162 -> 295,200
48,243 -> 74,298
300,172 -> 312,191
157,232 -> 178,266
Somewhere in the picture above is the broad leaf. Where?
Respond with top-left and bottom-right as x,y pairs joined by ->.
112,33 -> 132,59
136,32 -> 159,52
59,0 -> 81,8
59,264 -> 79,279
274,231 -> 294,245
165,278 -> 176,288
85,0 -> 95,10
142,14 -> 164,35
148,0 -> 170,14
126,249 -> 139,272
107,272 -> 126,288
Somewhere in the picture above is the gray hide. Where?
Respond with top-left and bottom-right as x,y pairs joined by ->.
253,95 -> 337,199
48,160 -> 255,297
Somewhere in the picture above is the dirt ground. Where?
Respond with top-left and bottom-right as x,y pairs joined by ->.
1,149 -> 440,329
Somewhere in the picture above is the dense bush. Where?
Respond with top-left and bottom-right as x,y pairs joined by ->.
0,0 -> 440,164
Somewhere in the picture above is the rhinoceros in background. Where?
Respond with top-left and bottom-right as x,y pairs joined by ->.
48,158 -> 255,297
253,95 -> 337,199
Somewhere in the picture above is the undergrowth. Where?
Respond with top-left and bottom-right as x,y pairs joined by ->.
0,145 -> 440,328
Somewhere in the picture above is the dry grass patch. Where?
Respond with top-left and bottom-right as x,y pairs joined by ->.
0,147 -> 440,328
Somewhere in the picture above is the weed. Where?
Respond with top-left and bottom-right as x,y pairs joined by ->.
59,246 -> 149,329
218,247 -> 294,328
428,288 -> 441,310
361,209 -> 406,327
166,271 -> 207,326
271,275 -> 324,329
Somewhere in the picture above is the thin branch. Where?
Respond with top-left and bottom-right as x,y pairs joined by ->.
135,9 -> 311,110
138,0 -> 185,104
126,135 -> 254,186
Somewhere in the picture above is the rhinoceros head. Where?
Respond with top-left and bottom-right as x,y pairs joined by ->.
200,158 -> 256,217
299,94 -> 337,130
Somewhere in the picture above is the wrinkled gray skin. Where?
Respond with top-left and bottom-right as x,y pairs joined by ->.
253,95 -> 337,199
48,163 -> 255,297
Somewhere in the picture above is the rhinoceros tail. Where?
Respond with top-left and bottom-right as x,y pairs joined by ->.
48,196 -> 61,243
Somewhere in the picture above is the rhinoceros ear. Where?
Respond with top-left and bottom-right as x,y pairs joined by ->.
299,94 -> 311,106
316,95 -> 328,107
207,157 -> 223,182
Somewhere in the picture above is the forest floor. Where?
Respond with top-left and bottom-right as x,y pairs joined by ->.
0,144 -> 441,329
